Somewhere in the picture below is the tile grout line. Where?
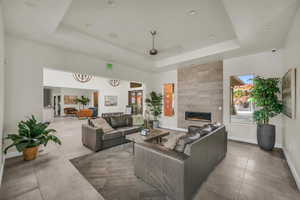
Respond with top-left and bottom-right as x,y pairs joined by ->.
32,164 -> 46,200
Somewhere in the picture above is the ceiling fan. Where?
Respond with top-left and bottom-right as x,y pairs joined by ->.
149,30 -> 158,55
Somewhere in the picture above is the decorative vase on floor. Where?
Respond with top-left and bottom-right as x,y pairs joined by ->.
257,124 -> 275,151
23,146 -> 39,161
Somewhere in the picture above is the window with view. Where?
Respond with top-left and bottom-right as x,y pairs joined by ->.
230,75 -> 255,123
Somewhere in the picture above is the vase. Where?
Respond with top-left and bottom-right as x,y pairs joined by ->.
257,124 -> 275,151
23,146 -> 39,161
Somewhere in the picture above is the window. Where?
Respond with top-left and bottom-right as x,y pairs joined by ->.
230,75 -> 254,123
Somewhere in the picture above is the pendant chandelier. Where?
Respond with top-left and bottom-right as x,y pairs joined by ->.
73,73 -> 93,83
109,79 -> 120,87
149,30 -> 158,55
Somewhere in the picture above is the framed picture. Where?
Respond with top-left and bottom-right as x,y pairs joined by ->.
64,95 -> 77,105
105,96 -> 118,106
282,68 -> 296,119
164,83 -> 175,116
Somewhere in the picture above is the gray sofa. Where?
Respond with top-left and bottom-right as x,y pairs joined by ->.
82,113 -> 141,151
134,125 -> 227,200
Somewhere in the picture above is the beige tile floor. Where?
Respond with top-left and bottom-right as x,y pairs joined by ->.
0,118 -> 299,200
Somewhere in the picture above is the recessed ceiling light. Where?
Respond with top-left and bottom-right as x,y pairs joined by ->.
187,10 -> 198,16
107,0 -> 116,6
24,0 -> 40,7
108,32 -> 118,39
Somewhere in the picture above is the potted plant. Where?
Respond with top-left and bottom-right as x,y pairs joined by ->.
75,96 -> 90,109
249,76 -> 283,151
4,115 -> 61,161
146,91 -> 163,128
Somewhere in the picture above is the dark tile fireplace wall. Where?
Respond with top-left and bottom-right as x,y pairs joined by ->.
178,61 -> 223,129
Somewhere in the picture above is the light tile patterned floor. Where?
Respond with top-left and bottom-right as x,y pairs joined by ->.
0,118 -> 299,200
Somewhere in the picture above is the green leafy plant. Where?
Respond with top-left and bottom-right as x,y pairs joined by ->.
249,76 -> 283,124
75,96 -> 90,109
145,91 -> 163,121
4,115 -> 61,154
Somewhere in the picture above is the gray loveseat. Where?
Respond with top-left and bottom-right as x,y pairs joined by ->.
82,113 -> 141,151
134,125 -> 227,200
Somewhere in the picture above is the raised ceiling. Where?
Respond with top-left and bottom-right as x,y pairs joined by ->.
62,0 -> 237,60
2,0 -> 300,72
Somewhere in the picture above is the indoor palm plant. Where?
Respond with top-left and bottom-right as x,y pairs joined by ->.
4,115 -> 61,160
146,91 -> 163,128
75,96 -> 90,109
249,76 -> 283,150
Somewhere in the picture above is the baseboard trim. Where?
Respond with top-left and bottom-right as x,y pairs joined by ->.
5,151 -> 22,159
228,136 -> 282,148
0,158 -> 5,187
283,147 -> 300,191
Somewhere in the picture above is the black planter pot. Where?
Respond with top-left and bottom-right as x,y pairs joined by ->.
257,124 -> 275,151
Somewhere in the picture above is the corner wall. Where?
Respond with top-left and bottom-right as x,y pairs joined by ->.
223,51 -> 284,147
4,35 -> 152,134
282,6 -> 300,189
151,70 -> 178,129
0,1 -> 5,185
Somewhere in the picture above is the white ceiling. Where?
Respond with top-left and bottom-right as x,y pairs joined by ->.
2,0 -> 300,72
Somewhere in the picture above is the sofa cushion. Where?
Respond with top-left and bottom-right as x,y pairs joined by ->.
102,130 -> 123,140
174,133 -> 201,153
117,126 -> 140,135
110,116 -> 131,128
163,132 -> 186,150
89,118 -> 114,133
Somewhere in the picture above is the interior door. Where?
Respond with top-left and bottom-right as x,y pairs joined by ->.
128,90 -> 143,115
93,91 -> 99,107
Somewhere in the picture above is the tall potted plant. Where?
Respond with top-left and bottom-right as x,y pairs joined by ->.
146,91 -> 163,128
4,115 -> 61,160
75,96 -> 90,109
249,76 -> 283,151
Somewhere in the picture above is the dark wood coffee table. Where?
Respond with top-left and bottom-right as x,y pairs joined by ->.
125,128 -> 170,153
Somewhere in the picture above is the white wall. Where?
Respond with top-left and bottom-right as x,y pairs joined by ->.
282,7 -> 300,189
0,1 -> 5,184
152,70 -> 179,130
44,68 -> 137,115
4,35 -> 152,134
223,51 -> 284,147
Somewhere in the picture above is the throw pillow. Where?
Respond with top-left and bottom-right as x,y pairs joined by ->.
163,132 -> 186,150
90,118 -> 114,133
174,133 -> 202,153
174,135 -> 194,153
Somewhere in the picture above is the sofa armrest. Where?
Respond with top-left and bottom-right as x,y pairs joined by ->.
134,142 -> 189,200
82,124 -> 104,151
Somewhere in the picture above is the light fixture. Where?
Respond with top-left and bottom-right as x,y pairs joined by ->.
149,30 -> 158,56
109,79 -> 120,87
73,73 -> 93,83
107,0 -> 116,6
108,32 -> 118,39
188,10 -> 198,15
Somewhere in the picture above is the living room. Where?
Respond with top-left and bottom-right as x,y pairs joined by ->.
1,1 -> 300,200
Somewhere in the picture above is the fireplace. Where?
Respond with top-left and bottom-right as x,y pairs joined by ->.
185,112 -> 212,122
